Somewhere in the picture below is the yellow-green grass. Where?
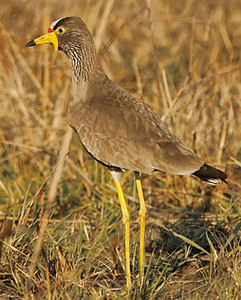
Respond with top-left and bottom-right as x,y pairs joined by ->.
0,0 -> 241,298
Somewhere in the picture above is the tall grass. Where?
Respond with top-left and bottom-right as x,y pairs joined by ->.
0,0 -> 241,298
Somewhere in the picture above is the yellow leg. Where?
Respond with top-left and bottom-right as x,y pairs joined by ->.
115,180 -> 131,289
135,176 -> 147,285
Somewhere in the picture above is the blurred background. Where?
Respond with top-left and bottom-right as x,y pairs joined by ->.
0,0 -> 241,298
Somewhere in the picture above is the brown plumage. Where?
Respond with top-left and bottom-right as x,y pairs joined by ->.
26,16 -> 227,183
28,17 -> 226,183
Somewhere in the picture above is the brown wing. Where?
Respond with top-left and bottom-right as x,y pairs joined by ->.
69,84 -> 203,175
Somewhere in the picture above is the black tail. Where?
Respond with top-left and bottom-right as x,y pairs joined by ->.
193,163 -> 227,185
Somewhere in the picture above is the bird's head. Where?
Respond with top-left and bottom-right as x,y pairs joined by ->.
26,17 -> 94,53
26,17 -> 97,80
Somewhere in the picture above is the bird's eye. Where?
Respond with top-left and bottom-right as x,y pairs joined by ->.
56,26 -> 66,35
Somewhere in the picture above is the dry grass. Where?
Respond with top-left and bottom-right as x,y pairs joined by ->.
0,0 -> 241,299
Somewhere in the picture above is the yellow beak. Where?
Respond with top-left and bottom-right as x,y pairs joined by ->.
25,32 -> 58,51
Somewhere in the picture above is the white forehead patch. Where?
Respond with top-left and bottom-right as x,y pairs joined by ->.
49,18 -> 64,29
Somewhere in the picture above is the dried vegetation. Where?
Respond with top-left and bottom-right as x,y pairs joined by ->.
0,0 -> 241,299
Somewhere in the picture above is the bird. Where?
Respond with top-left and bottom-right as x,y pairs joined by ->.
25,16 -> 227,289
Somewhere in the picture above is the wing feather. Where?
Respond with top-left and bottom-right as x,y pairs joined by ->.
70,83 -> 203,174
